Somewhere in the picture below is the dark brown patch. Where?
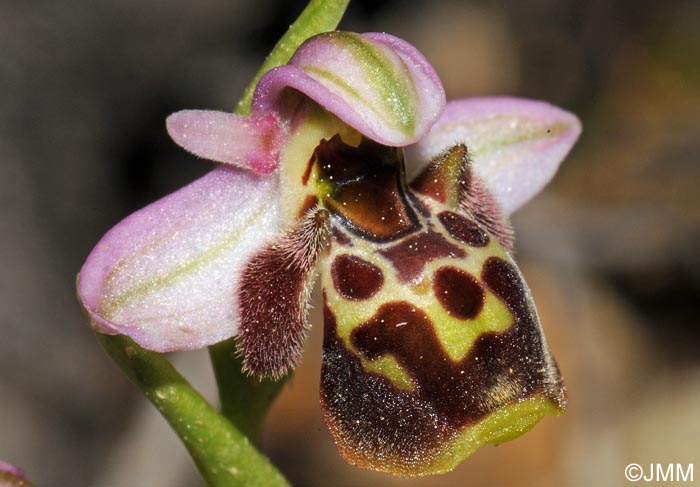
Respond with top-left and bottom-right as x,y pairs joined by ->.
438,211 -> 489,247
410,165 -> 448,204
349,295 -> 563,427
315,136 -> 420,242
331,254 -> 384,300
321,257 -> 566,473
481,257 -> 527,314
301,152 -> 315,185
297,194 -> 319,219
481,257 -> 567,408
350,301 -> 503,427
331,226 -> 352,246
378,229 -> 465,283
433,266 -> 485,319
237,209 -> 330,379
409,144 -> 468,207
408,192 -> 432,217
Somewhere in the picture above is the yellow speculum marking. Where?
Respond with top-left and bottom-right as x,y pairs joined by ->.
424,291 -> 512,362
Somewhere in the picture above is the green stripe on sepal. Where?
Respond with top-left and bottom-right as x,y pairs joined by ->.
301,32 -> 419,137
330,32 -> 417,134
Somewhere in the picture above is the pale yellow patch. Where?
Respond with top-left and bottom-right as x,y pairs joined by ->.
362,355 -> 416,391
410,275 -> 432,295
278,101 -> 361,223
425,290 -> 512,362
424,395 -> 564,475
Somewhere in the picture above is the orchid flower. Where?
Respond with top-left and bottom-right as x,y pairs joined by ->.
78,31 -> 580,476
0,461 -> 32,487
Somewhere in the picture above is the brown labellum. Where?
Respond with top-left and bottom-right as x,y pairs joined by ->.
321,252 -> 566,475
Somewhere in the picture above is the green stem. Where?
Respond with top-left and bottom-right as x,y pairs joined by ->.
234,0 -> 351,115
208,338 -> 287,441
97,334 -> 290,487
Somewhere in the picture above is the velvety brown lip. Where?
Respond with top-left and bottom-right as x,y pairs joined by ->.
320,256 -> 566,474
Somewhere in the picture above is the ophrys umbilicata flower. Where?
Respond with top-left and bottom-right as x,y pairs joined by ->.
0,460 -> 33,487
78,31 -> 580,476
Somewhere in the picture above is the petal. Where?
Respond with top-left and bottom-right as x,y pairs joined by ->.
410,144 -> 514,250
78,166 -> 279,352
405,97 -> 581,214
237,208 -> 330,380
166,110 -> 284,174
252,31 -> 445,147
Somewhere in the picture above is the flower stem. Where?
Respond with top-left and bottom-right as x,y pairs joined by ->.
96,334 -> 290,487
208,338 -> 286,441
234,0 -> 351,115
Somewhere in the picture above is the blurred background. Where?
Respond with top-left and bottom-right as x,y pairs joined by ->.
1,0 -> 698,485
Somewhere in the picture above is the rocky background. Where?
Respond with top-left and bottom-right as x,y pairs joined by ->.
1,0 -> 698,485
